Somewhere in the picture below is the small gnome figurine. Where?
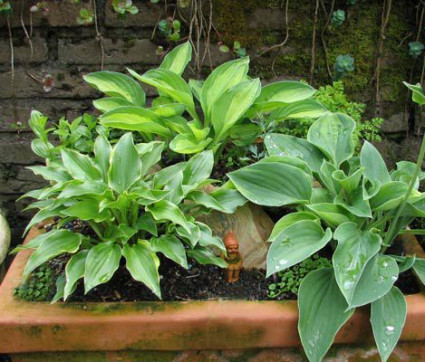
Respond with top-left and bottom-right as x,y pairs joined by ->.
222,230 -> 243,283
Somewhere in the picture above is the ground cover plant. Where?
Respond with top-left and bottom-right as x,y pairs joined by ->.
227,83 -> 425,362
13,115 -> 247,300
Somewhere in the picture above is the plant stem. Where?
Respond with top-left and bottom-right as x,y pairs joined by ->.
88,221 -> 104,241
383,130 -> 425,247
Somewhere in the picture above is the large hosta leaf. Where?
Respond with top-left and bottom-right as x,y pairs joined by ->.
84,71 -> 146,106
150,235 -> 188,269
369,181 -> 408,211
228,162 -> 312,207
159,42 -> 192,75
108,133 -> 141,194
64,250 -> 88,301
85,241 -> 121,293
269,212 -> 318,242
61,149 -> 101,181
187,246 -> 227,268
169,133 -> 212,154
371,287 -> 407,362
298,268 -> 354,362
92,97 -> 133,113
23,230 -> 83,278
122,241 -> 161,298
307,113 -> 356,167
183,150 -> 214,186
305,203 -> 354,228
270,99 -> 327,121
349,254 -> 399,308
264,133 -> 325,173
333,222 -> 381,304
147,200 -> 191,232
413,258 -> 425,286
267,220 -> 331,276
360,141 -> 391,185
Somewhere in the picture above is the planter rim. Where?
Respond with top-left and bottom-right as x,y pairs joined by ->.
1,227 -> 425,353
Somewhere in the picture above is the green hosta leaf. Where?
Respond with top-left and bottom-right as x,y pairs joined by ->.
392,255 -> 416,273
360,141 -> 391,185
136,141 -> 164,176
371,287 -> 407,362
269,212 -> 318,242
52,274 -> 66,303
183,150 -> 214,185
175,222 -> 201,248
150,103 -> 186,118
153,163 -> 186,188
84,71 -> 146,106
31,139 -> 55,159
170,133 -> 212,154
24,206 -> 65,235
189,79 -> 203,101
369,181 -> 408,211
228,162 -> 312,207
135,213 -> 158,237
23,230 -> 83,278
108,133 -> 142,194
211,79 -> 261,143
267,220 -> 331,276
307,113 -> 356,167
64,250 -> 88,301
187,246 -> 227,268
159,41 -> 192,75
197,222 -> 226,254
94,135 -> 112,182
270,99 -> 328,121
207,188 -> 247,214
349,255 -> 399,309
27,166 -> 71,182
129,68 -> 197,120
298,268 -> 354,362
85,241 -> 121,293
333,222 -> 381,304
99,106 -> 172,138
62,199 -> 110,222
264,133 -> 325,173
201,57 -> 249,123
403,81 -> 425,106
58,180 -> 108,199
61,149 -> 101,181
122,241 -> 161,298
11,229 -> 58,254
150,235 -> 188,269
147,200 -> 190,232
413,258 -> 425,286
305,203 -> 354,228
92,97 -> 133,113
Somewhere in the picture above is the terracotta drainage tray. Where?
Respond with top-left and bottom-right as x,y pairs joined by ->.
1,228 -> 425,353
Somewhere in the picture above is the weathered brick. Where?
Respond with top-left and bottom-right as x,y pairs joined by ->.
105,3 -> 164,28
0,133 -> 41,165
0,165 -> 45,195
248,8 -> 292,30
58,38 -> 161,65
0,36 -> 48,64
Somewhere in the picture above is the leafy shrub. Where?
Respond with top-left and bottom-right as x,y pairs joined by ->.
14,119 -> 246,301
227,82 -> 425,361
268,254 -> 331,298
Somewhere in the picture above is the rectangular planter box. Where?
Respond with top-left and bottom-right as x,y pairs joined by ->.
1,227 -> 425,353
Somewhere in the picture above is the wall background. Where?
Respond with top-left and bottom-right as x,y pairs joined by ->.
0,0 -> 422,242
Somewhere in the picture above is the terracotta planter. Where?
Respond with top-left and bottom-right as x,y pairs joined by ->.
1,228 -> 425,353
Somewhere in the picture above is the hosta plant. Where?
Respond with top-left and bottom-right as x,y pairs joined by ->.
227,83 -> 425,361
13,131 -> 246,301
84,42 -> 327,159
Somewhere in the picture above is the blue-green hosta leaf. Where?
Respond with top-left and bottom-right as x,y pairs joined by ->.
27,166 -> 71,182
94,135 -> 112,182
92,97 -> 133,113
360,141 -> 391,185
108,133 -> 142,194
62,199 -> 111,222
99,106 -> 172,138
258,155 -> 312,179
349,255 -> 399,309
369,181 -> 408,211
267,220 -> 331,276
196,222 -> 226,254
270,99 -> 328,121
305,203 -> 355,228
170,133 -> 212,154
129,68 -> 198,120
318,161 -> 340,195
61,149 -> 101,181
64,250 -> 88,301
159,41 -> 192,75
135,141 -> 164,177
363,178 -> 381,200
298,268 -> 354,362
153,163 -> 187,188
391,161 -> 425,188
268,212 -> 318,242
84,71 -> 146,106
264,133 -> 325,174
147,200 -> 191,232
23,230 -> 84,278
150,235 -> 188,269
371,287 -> 407,362
332,168 -> 364,194
333,222 -> 381,304
85,241 -> 121,293
392,255 -> 416,273
307,113 -> 356,167
201,57 -> 249,123
162,171 -> 184,204
183,150 -> 214,186
336,187 -> 372,218
123,241 -> 161,297
211,79 -> 261,143
311,188 -> 333,204
413,258 -> 425,286
228,162 -> 312,207
58,180 -> 108,199
207,188 -> 247,214
187,246 -> 227,268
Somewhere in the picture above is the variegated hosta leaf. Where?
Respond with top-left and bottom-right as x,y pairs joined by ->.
187,246 -> 227,268
159,42 -> 192,75
64,250 -> 88,301
150,235 -> 188,269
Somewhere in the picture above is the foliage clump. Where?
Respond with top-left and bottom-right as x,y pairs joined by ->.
14,264 -> 56,302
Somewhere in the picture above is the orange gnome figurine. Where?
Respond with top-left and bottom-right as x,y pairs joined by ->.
222,230 -> 243,283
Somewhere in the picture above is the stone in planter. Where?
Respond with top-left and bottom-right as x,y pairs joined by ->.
0,213 -> 10,265
200,203 -> 274,269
